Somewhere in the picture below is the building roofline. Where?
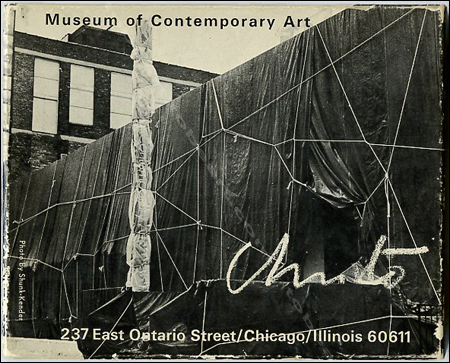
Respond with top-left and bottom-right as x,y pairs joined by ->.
69,25 -> 131,39
14,30 -> 219,78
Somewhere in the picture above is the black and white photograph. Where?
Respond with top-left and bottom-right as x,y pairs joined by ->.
2,2 -> 448,360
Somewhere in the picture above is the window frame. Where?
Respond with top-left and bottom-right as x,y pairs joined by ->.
32,58 -> 60,134
110,71 -> 132,130
69,64 -> 95,126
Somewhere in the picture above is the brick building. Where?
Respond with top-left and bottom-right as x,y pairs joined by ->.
5,25 -> 218,184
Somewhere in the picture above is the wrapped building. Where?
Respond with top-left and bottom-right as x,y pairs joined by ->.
7,6 -> 444,358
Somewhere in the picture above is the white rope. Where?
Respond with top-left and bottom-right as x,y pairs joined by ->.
35,163 -> 58,261
102,130 -> 126,253
211,80 -> 225,130
8,256 -> 62,272
386,9 -> 428,173
156,237 -> 164,292
201,223 -> 271,258
355,205 -> 363,220
9,183 -> 132,234
201,128 -> 222,141
274,146 -> 295,183
156,149 -> 197,191
154,106 -> 169,293
154,192 -> 198,224
99,129 -> 127,289
316,15 -> 441,307
210,79 -> 227,278
227,9 -> 415,133
10,175 -> 31,250
224,129 -> 274,147
153,127 -> 222,173
152,208 -> 163,292
200,289 -> 208,354
317,26 -> 389,178
59,148 -> 86,325
149,287 -> 192,316
75,139 -> 106,257
220,132 -> 225,278
354,177 -> 386,207
153,147 -> 197,174
87,297 -> 133,359
88,220 -> 276,282
61,271 -> 73,320
155,230 -> 188,290
8,8 -> 443,335
194,144 -> 201,284
278,138 -> 443,151
371,143 -> 444,152
385,179 -> 393,356
9,132 -> 442,233
276,138 -> 364,146
62,147 -> 87,268
288,32 -> 311,235
387,180 -> 441,304
201,85 -> 209,138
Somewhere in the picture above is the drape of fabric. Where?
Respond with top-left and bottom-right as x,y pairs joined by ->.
7,8 -> 442,342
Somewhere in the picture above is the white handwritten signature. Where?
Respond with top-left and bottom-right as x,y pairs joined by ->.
226,233 -> 428,294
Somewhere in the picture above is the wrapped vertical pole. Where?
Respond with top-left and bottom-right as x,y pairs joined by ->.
126,20 -> 160,291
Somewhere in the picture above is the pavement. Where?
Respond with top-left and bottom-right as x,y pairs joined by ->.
3,337 -> 83,360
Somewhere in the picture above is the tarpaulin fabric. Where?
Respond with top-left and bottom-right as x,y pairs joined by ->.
7,6 -> 443,358
78,289 -> 136,358
78,280 -> 438,358
8,126 -> 133,337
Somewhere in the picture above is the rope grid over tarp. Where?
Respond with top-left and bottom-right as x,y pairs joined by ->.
6,7 -> 443,348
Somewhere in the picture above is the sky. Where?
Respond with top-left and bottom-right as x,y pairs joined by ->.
10,3 -> 347,74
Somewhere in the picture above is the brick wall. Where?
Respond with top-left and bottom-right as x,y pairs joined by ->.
172,83 -> 192,99
8,30 -> 218,185
8,133 -> 71,183
10,53 -> 34,131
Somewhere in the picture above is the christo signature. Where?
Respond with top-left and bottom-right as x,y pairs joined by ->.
226,233 -> 429,294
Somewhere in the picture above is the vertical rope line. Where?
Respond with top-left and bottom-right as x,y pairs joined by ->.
193,143 -> 200,284
316,26 -> 388,176
75,138 -> 105,254
31,162 -> 57,336
387,180 -> 441,304
156,237 -> 164,292
200,289 -> 208,354
102,130 -> 126,288
71,139 -> 105,312
385,179 -> 393,356
288,30 -> 310,234
62,147 -> 87,267
211,79 -> 225,278
88,297 -> 133,359
59,148 -> 86,323
154,105 -> 168,292
10,175 -> 31,252
201,85 -> 208,138
386,9 -> 428,173
220,131 -> 225,278
155,231 -> 188,290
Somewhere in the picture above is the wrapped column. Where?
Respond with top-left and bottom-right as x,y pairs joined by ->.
126,20 -> 160,291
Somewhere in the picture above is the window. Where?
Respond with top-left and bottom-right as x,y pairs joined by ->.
109,75 -> 173,129
32,58 -> 59,134
70,65 -> 94,125
110,72 -> 132,129
155,81 -> 172,109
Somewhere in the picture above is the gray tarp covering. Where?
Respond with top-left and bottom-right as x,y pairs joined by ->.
7,6 -> 443,358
